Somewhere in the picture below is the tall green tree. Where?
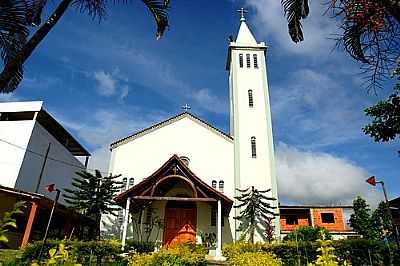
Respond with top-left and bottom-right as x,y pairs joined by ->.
64,170 -> 122,239
349,196 -> 392,240
234,186 -> 277,243
0,0 -> 169,93
363,65 -> 400,154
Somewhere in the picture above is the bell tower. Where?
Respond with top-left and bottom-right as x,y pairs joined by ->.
226,9 -> 280,240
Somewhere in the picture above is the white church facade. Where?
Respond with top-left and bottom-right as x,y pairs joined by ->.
109,13 -> 279,253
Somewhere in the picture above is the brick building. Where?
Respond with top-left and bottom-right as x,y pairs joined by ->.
280,205 -> 357,240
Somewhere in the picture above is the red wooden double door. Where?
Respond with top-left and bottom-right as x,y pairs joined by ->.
163,204 -> 197,248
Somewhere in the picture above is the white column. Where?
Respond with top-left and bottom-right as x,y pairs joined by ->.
216,199 -> 222,257
121,197 -> 131,251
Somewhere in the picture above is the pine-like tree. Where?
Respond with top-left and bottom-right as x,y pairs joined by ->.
64,170 -> 122,239
234,186 -> 278,243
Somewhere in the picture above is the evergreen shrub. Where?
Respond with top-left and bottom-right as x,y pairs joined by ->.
125,240 -> 155,253
128,244 -> 207,266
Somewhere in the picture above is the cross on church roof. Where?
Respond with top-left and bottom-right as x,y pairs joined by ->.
181,104 -> 191,112
237,7 -> 248,22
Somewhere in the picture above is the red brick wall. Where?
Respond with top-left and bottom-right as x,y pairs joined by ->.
280,210 -> 311,231
311,208 -> 346,231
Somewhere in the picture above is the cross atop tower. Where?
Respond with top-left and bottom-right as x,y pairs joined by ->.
237,8 -> 248,22
181,104 -> 191,112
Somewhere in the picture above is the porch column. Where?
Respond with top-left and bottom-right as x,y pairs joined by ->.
21,201 -> 38,248
121,197 -> 131,251
216,199 -> 222,257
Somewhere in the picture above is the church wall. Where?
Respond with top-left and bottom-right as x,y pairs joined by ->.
109,117 -> 236,240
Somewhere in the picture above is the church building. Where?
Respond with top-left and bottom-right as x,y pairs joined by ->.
110,11 -> 279,254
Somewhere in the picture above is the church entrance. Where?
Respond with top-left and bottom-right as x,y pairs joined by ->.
163,201 -> 197,248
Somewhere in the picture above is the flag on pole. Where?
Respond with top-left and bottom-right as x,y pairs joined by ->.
366,176 -> 376,186
46,183 -> 55,192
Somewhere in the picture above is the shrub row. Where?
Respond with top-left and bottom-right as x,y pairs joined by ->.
223,239 -> 400,266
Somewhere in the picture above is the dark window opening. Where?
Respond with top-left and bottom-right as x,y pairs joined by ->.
246,54 -> 251,68
251,137 -> 257,158
219,180 -> 224,193
253,54 -> 258,68
212,180 -> 217,189
248,90 -> 254,107
211,206 -> 224,226
285,215 -> 298,225
321,213 -> 335,223
239,54 -> 243,68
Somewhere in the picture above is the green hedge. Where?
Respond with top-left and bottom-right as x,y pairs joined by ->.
223,239 -> 400,266
20,239 -> 126,265
125,240 -> 155,253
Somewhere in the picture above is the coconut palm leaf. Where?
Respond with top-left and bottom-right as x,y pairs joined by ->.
142,0 -> 169,39
281,0 -> 309,43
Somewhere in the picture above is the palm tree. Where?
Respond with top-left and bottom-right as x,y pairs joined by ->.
0,0 -> 169,93
281,0 -> 400,90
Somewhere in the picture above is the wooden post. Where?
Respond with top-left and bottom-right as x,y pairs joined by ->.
21,201 -> 38,247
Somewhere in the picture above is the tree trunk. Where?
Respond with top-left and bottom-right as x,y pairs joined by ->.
0,0 -> 73,92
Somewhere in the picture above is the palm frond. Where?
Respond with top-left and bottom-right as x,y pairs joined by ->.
73,0 -> 106,20
142,0 -> 169,39
281,0 -> 309,43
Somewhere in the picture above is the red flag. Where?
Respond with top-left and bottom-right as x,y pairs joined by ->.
366,176 -> 376,186
46,184 -> 55,192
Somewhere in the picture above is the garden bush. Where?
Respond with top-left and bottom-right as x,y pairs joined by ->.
20,239 -> 125,265
128,244 -> 207,266
125,240 -> 155,253
228,252 -> 282,266
283,226 -> 331,242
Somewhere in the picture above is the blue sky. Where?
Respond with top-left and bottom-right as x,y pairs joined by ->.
1,0 -> 398,205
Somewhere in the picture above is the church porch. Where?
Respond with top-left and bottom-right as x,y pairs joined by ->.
113,155 -> 233,255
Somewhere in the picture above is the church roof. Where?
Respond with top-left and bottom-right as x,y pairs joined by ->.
236,20 -> 257,44
110,112 -> 233,150
114,154 -> 233,213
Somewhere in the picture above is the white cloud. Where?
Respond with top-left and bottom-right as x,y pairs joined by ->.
276,143 -> 381,205
245,0 -> 339,57
120,85 -> 129,100
190,88 -> 228,114
93,71 -> 117,96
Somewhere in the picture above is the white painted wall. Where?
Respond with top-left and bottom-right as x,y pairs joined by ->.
109,116 -> 236,241
15,122 -> 84,204
0,120 -> 35,188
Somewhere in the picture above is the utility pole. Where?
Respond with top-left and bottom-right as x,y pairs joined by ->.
366,176 -> 400,251
35,143 -> 51,193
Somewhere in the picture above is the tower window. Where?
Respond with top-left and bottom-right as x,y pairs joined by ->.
253,54 -> 258,68
121,177 -> 128,192
248,90 -> 254,107
212,180 -> 217,189
251,137 -> 257,158
246,54 -> 251,68
129,177 -> 134,188
239,54 -> 243,68
219,180 -> 224,193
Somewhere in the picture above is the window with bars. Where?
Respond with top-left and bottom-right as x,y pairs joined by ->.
246,54 -> 251,68
219,180 -> 224,193
212,180 -> 217,189
251,137 -> 257,158
211,206 -> 224,226
239,54 -> 243,68
248,90 -> 254,107
253,54 -> 258,68
146,207 -> 153,225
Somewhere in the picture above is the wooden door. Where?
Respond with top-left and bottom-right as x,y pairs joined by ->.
163,207 -> 197,247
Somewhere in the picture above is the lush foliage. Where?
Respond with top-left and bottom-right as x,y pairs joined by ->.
284,226 -> 332,242
125,240 -> 155,253
64,170 -> 123,239
0,201 -> 25,246
31,242 -> 82,266
350,196 -> 392,240
234,186 -> 277,243
128,244 -> 207,266
229,251 -> 282,266
20,239 -> 124,265
223,239 -> 399,266
364,65 -> 400,153
281,0 -> 400,89
308,233 -> 341,266
0,0 -> 170,93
